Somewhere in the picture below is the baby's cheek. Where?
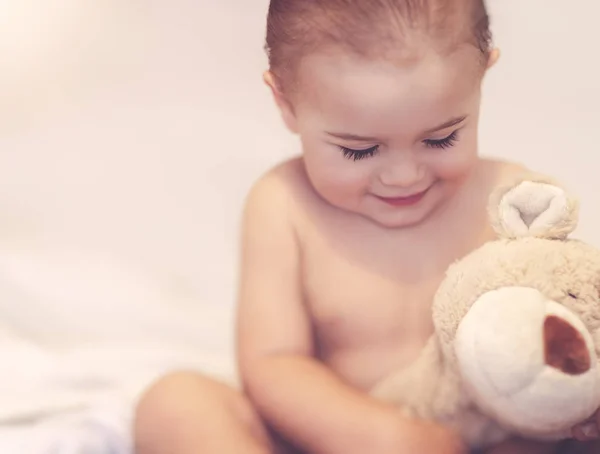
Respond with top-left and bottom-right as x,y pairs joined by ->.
305,150 -> 366,186
309,166 -> 372,211
318,167 -> 369,198
430,147 -> 478,181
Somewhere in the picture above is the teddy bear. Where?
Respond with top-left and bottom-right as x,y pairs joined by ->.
370,175 -> 600,450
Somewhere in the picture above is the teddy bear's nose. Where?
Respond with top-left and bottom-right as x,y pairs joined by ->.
544,315 -> 591,375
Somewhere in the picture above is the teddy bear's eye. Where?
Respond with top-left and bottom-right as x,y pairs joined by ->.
568,292 -> 578,299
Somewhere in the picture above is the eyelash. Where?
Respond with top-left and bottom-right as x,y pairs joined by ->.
423,130 -> 460,150
341,145 -> 379,161
340,130 -> 460,161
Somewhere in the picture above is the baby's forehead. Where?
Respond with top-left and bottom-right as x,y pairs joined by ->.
295,48 -> 482,131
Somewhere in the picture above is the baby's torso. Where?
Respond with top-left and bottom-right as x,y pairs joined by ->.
302,233 -> 444,390
282,157 -> 523,391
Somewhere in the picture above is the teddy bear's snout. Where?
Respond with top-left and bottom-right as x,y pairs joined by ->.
454,286 -> 600,436
544,315 -> 591,375
454,286 -> 596,393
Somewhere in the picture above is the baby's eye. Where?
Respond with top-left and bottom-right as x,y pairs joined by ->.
423,130 -> 459,150
340,145 -> 379,161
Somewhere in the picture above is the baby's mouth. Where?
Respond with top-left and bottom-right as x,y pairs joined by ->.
374,186 -> 432,207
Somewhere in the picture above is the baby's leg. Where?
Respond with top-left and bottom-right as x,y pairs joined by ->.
134,371 -> 296,454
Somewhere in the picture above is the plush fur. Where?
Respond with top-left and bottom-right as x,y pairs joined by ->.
371,177 -> 600,450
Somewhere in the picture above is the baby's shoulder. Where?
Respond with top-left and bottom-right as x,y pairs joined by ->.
246,156 -> 312,202
480,157 -> 552,188
243,157 -> 318,226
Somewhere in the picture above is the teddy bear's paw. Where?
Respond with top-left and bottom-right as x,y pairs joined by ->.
488,178 -> 579,240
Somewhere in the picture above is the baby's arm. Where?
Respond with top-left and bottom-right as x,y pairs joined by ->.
236,171 -> 465,454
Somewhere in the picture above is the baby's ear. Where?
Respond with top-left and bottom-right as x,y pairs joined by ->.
488,175 -> 579,240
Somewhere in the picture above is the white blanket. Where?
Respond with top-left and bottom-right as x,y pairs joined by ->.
0,240 -> 237,453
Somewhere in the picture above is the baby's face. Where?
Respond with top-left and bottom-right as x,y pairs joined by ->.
290,46 -> 487,228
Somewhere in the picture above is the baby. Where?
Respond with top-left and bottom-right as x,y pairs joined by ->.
134,1 -> 600,453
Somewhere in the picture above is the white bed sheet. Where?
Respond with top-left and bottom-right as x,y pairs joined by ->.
0,240 -> 237,453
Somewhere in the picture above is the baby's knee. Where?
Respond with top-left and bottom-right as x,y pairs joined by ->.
141,370 -> 229,401
134,371 -> 265,451
135,371 -> 233,423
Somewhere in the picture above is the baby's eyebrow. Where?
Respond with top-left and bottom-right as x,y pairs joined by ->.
325,115 -> 468,142
325,131 -> 379,142
424,115 -> 468,134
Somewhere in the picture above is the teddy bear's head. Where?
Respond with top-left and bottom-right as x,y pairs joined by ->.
433,177 -> 600,440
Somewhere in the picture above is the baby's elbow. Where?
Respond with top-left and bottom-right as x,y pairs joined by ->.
240,351 -> 291,385
239,351 -> 309,400
238,355 -> 270,392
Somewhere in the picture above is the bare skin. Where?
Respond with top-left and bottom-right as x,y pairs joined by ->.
257,157 -> 500,392
236,156 -> 496,454
135,156 -> 595,454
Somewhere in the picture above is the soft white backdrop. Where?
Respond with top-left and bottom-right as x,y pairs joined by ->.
0,1 -> 597,355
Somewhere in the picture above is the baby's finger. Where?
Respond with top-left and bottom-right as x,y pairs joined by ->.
572,421 -> 599,442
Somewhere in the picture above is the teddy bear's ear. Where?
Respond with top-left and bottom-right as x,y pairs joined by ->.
488,176 -> 579,240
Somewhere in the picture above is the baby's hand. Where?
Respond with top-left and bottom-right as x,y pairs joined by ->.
571,410 -> 600,441
388,418 -> 467,454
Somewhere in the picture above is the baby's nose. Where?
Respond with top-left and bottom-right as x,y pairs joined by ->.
544,315 -> 591,375
378,156 -> 424,188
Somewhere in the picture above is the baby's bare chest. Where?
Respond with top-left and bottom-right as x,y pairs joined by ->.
304,250 -> 439,347
299,229 -> 453,388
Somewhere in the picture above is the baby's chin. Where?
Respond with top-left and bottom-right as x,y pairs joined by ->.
360,204 -> 444,230
366,212 -> 437,229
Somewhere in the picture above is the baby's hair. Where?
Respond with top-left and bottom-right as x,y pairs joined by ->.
265,0 -> 492,93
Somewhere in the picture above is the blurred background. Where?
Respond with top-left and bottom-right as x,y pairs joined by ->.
0,0 -> 597,358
